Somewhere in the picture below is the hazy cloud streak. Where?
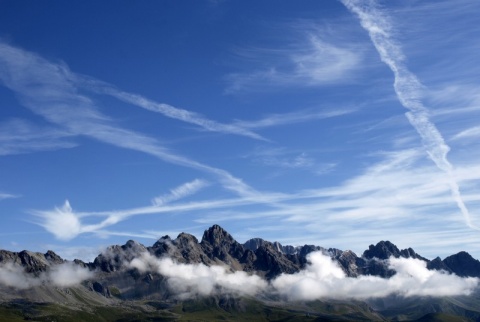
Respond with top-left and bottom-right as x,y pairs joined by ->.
152,179 -> 209,206
233,108 -> 355,129
77,78 -> 267,141
0,192 -> 18,200
0,118 -> 76,156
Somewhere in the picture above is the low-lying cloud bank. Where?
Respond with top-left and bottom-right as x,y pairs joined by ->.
272,252 -> 478,300
129,252 -> 268,300
1,251 -> 477,300
130,251 -> 479,300
0,262 -> 93,289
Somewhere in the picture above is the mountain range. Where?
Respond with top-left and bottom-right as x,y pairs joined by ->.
1,224 -> 480,321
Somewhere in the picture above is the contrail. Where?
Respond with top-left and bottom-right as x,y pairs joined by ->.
75,76 -> 267,141
341,0 -> 476,229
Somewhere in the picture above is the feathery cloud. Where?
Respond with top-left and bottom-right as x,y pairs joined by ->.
76,77 -> 267,141
0,118 -> 76,156
226,33 -> 362,93
452,126 -> 480,141
33,180 -> 209,241
152,179 -> 209,206
0,192 -> 18,201
233,108 -> 355,129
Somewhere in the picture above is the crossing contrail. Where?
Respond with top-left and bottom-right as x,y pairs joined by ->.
341,0 -> 476,229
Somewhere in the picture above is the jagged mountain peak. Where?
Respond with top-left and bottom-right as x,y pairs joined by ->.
363,240 -> 401,260
201,224 -> 235,246
1,225 -> 480,322
443,251 -> 480,277
3,225 -> 480,285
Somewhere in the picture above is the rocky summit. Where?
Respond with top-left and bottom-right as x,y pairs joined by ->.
1,224 -> 480,321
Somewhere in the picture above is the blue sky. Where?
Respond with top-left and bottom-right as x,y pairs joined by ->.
1,0 -> 480,261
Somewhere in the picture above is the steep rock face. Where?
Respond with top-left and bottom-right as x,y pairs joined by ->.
285,245 -> 324,269
149,233 -> 212,266
244,238 -> 295,254
253,242 -> 300,279
200,225 -> 245,269
0,249 -> 65,273
362,242 -> 415,277
243,238 -> 265,252
94,240 -> 147,272
44,250 -> 65,265
335,250 -> 366,277
442,251 -> 480,277
363,241 -> 403,260
427,256 -> 452,273
363,241 -> 427,261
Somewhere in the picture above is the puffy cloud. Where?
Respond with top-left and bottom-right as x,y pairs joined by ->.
49,262 -> 94,287
1,249 -> 476,300
129,252 -> 268,300
272,252 -> 479,300
33,200 -> 82,241
129,250 -> 478,301
0,261 -> 93,289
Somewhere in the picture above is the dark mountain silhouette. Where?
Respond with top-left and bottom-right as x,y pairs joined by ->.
1,224 -> 480,321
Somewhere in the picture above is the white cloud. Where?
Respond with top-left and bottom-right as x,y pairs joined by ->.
77,78 -> 266,141
249,148 -> 314,169
452,126 -> 480,141
129,252 -> 268,299
1,249 -> 477,300
33,180 -> 210,241
271,252 -> 478,300
0,118 -> 76,156
48,262 -> 94,287
0,192 -> 18,201
33,200 -> 82,241
152,179 -> 209,206
0,261 -> 93,289
226,33 -> 362,93
234,108 -> 355,129
128,250 -> 478,300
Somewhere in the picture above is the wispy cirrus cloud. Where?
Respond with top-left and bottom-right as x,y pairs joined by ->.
33,179 -> 210,241
452,126 -> 480,141
341,0 -> 476,230
32,146 -> 480,259
76,77 -> 267,141
0,118 -> 76,156
152,178 -> 210,206
194,148 -> 480,256
249,147 -> 314,169
246,146 -> 337,176
225,32 -> 363,93
0,41 -> 259,197
233,108 -> 356,129
0,192 -> 18,200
